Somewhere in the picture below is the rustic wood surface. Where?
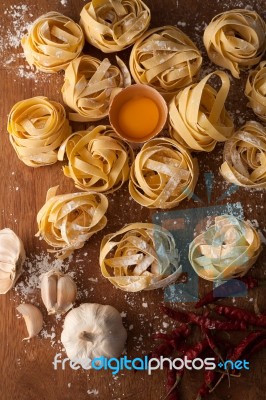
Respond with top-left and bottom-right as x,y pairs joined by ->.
1,0 -> 266,399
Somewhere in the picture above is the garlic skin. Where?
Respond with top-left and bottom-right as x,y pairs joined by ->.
40,270 -> 77,315
17,303 -> 43,340
61,303 -> 127,362
0,228 -> 26,294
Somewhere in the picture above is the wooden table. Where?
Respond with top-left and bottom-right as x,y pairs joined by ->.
1,0 -> 266,399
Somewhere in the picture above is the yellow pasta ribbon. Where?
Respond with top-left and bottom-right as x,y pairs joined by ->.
129,138 -> 198,209
220,121 -> 266,188
245,61 -> 266,121
189,215 -> 262,281
129,25 -> 202,100
80,0 -> 151,53
62,55 -> 131,122
21,12 -> 84,73
100,223 -> 182,292
169,71 -> 234,152
36,186 -> 108,259
203,9 -> 266,79
7,96 -> 71,167
58,125 -> 134,193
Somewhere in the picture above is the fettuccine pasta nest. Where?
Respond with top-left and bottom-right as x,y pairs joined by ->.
7,96 -> 71,167
129,138 -> 199,209
62,55 -> 131,122
169,71 -> 234,152
100,223 -> 181,292
220,121 -> 266,188
245,61 -> 266,121
203,9 -> 266,79
129,26 -> 202,100
189,215 -> 262,281
36,186 -> 108,259
58,125 -> 134,193
80,0 -> 151,53
21,12 -> 84,73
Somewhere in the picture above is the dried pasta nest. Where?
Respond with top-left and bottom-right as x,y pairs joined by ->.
7,96 -> 72,167
62,55 -> 131,122
203,9 -> 266,79
220,121 -> 266,188
0,229 -> 26,294
36,186 -> 108,259
245,61 -> 266,121
58,125 -> 134,193
129,25 -> 202,100
129,137 -> 199,209
189,215 -> 262,281
79,0 -> 151,53
100,223 -> 182,292
169,71 -> 234,152
21,12 -> 84,73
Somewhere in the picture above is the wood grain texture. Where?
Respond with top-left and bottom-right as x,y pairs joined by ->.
0,0 -> 266,399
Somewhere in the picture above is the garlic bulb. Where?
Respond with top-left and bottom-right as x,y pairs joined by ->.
40,269 -> 77,315
61,303 -> 127,361
0,228 -> 26,294
17,303 -> 43,340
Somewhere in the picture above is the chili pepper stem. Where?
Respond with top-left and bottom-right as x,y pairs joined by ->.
161,375 -> 181,400
216,370 -> 241,378
208,374 -> 225,393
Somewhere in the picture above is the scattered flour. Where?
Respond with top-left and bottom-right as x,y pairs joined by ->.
14,252 -> 73,301
1,5 -> 32,52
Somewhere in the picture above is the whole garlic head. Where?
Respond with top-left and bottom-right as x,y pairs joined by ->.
0,228 -> 26,294
40,269 -> 77,315
61,303 -> 127,361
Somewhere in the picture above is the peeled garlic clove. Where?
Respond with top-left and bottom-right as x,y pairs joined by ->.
0,228 -> 26,294
40,274 -> 57,314
57,275 -> 77,314
17,303 -> 43,340
40,269 -> 77,315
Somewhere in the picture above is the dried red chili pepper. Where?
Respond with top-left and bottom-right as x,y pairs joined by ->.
196,369 -> 219,400
161,305 -> 247,331
215,305 -> 266,327
201,327 -> 223,362
163,339 -> 208,400
150,342 -> 174,359
195,276 -> 258,308
230,331 -> 266,361
184,338 -> 209,360
245,338 -> 266,359
165,367 -> 179,400
154,325 -> 191,351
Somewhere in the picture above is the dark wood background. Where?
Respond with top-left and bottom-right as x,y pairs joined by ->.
1,0 -> 266,399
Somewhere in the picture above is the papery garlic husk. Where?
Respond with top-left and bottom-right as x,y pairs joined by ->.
17,303 -> 43,340
0,228 -> 26,294
61,303 -> 127,362
40,269 -> 77,315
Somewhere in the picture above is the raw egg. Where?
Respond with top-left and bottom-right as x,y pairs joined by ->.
109,84 -> 168,143
118,97 -> 160,138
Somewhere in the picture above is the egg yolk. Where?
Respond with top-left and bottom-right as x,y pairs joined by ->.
118,97 -> 160,139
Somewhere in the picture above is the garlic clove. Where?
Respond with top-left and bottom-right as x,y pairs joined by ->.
57,275 -> 77,314
0,229 -> 26,294
0,277 -> 13,294
40,274 -> 57,314
40,269 -> 77,315
16,303 -> 43,340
